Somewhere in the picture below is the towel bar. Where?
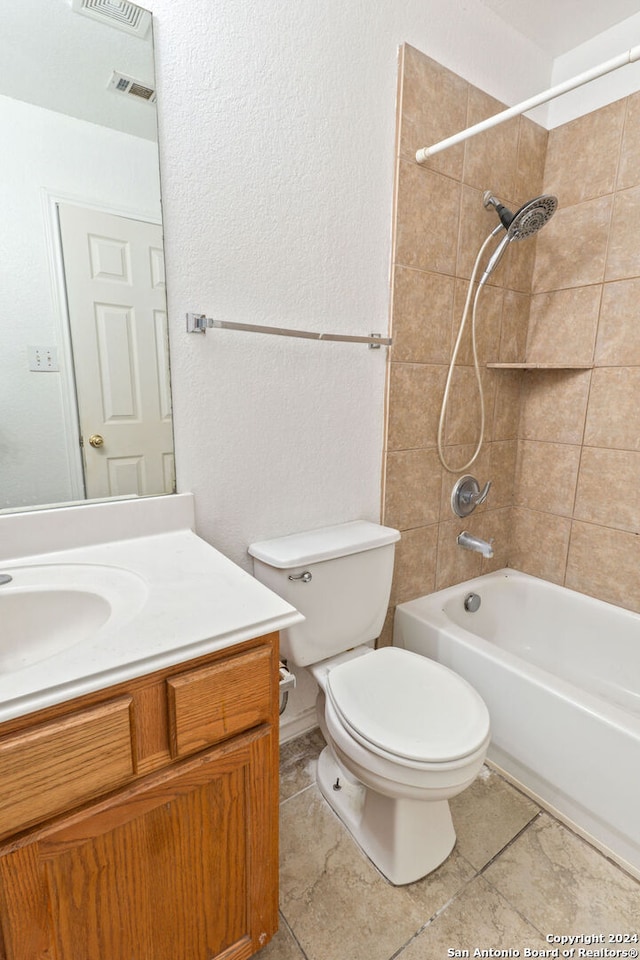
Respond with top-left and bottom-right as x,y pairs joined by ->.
186,313 -> 391,348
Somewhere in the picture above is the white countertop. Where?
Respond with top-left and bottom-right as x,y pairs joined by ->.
0,506 -> 303,723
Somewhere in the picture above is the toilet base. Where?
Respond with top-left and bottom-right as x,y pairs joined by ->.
316,746 -> 456,885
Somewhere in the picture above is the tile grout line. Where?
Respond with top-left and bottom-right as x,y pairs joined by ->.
476,813 -> 563,942
386,858 -> 489,960
489,764 -> 640,883
280,777 -> 320,808
476,809 -> 543,878
478,801 -> 640,939
387,811 -> 544,960
278,743 -> 640,960
278,748 -> 548,960
276,909 -> 312,960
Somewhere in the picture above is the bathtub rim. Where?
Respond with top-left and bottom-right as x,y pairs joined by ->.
394,567 -> 640,738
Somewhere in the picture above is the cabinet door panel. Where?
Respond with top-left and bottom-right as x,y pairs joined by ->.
0,731 -> 277,960
46,772 -> 247,957
0,844 -> 52,959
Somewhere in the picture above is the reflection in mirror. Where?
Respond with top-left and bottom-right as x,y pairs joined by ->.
0,0 -> 174,513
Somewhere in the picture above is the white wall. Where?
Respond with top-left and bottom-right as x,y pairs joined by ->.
149,0 -> 552,570
548,13 -> 640,127
144,0 -> 552,733
0,96 -> 161,510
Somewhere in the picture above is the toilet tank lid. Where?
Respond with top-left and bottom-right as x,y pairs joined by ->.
248,520 -> 400,568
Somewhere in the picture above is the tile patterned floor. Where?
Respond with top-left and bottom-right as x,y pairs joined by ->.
258,728 -> 640,960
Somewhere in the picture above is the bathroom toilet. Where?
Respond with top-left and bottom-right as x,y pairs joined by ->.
249,521 -> 490,885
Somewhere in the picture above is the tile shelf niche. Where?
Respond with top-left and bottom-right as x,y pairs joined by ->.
486,362 -> 594,369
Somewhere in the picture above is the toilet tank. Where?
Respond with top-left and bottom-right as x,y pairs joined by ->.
249,521 -> 400,667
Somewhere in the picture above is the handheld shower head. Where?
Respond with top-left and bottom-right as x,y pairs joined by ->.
481,191 -> 557,281
483,191 -> 557,240
439,189 -> 558,475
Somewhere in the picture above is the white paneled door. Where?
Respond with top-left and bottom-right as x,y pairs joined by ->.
58,203 -> 174,500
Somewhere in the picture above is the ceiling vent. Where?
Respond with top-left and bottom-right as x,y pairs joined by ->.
71,0 -> 151,39
108,71 -> 156,104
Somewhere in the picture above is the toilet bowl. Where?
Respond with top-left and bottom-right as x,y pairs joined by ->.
310,645 -> 490,883
248,520 -> 491,884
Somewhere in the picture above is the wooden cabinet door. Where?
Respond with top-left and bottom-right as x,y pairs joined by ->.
0,728 -> 278,960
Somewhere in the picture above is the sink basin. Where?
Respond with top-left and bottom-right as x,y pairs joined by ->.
0,564 -> 148,673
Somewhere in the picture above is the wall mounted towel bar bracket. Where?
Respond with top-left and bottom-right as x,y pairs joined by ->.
186,313 -> 391,348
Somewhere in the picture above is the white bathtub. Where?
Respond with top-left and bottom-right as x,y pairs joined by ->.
394,568 -> 640,877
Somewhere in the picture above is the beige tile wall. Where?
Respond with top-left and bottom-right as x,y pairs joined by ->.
380,44 -> 546,642
384,44 -> 640,625
514,88 -> 640,612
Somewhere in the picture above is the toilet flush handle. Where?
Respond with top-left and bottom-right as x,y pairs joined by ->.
288,571 -> 312,582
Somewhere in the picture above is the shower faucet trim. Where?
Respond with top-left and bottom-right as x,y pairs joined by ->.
451,475 -> 491,518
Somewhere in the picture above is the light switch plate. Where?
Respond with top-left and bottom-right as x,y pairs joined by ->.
28,346 -> 59,372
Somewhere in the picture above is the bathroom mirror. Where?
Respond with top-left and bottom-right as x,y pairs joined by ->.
0,0 -> 174,513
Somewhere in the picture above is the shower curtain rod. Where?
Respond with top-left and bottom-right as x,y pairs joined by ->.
415,43 -> 640,163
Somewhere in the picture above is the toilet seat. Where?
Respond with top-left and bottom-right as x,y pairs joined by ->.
326,647 -> 490,766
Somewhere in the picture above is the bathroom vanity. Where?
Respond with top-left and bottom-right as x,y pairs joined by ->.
0,494 -> 302,960
0,633 -> 278,959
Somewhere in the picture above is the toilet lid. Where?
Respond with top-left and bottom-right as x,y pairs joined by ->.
326,647 -> 490,763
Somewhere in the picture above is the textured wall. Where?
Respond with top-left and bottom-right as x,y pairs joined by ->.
147,0 -> 552,736
148,0 -> 551,575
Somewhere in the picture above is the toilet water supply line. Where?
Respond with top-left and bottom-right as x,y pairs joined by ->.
279,660 -> 296,714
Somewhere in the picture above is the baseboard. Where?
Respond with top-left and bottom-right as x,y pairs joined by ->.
278,705 -> 317,744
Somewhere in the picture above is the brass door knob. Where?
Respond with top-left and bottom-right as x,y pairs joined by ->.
88,434 -> 105,448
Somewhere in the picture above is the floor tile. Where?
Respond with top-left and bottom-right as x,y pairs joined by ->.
277,732 -> 640,960
484,813 -> 640,932
450,766 -> 540,869
256,915 -> 307,960
395,875 -> 547,959
279,786 -> 475,960
279,727 -> 326,803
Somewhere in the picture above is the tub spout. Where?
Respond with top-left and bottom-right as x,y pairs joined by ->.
457,531 -> 494,559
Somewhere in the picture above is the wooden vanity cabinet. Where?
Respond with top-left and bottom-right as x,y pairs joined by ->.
0,633 -> 279,960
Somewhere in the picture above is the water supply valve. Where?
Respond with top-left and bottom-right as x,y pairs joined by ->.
278,661 -> 296,695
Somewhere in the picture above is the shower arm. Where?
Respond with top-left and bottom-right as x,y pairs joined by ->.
416,43 -> 640,163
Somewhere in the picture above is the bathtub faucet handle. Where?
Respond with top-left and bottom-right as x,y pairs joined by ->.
475,480 -> 491,506
451,475 -> 492,517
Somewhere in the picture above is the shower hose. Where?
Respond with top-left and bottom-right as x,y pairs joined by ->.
436,229 -> 500,474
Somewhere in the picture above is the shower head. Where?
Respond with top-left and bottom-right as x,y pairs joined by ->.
480,191 -> 558,282
483,191 -> 557,241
